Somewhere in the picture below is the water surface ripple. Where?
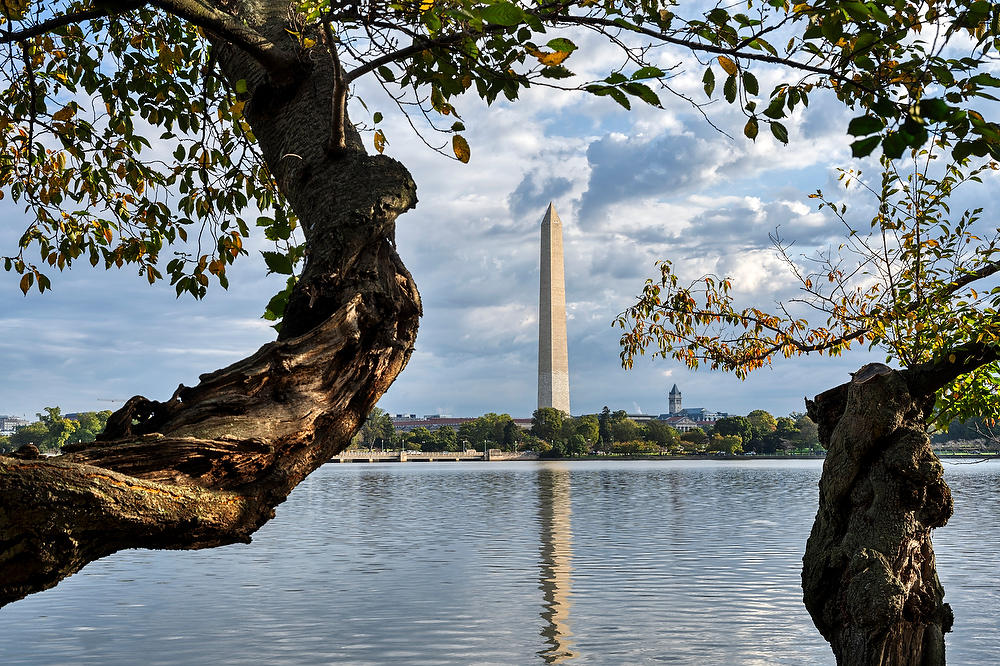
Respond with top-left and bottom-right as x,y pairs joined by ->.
2,459 -> 997,664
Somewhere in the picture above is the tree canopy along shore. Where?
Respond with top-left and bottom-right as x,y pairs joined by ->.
2,0 -> 1000,662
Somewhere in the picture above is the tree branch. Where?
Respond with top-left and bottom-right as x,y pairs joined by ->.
0,8 -> 109,43
553,14 -> 871,93
902,342 -> 1000,398
932,260 -> 1000,301
322,18 -> 347,153
345,29 -> 474,83
147,0 -> 300,83
343,9 -> 877,100
1,1 -> 300,85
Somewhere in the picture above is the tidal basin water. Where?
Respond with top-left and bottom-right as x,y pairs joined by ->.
3,459 -> 999,664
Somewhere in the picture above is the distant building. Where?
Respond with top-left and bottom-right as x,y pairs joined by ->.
658,385 -> 727,432
658,415 -> 700,433
0,416 -> 29,437
677,407 -> 728,423
390,415 -> 532,432
668,384 -> 682,415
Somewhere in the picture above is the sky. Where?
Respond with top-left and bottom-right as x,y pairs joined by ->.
2,25 -> 999,422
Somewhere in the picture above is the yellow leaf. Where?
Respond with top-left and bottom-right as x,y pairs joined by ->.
453,134 -> 470,163
530,48 -> 570,67
420,0 -> 434,10
374,129 -> 386,154
302,37 -> 316,48
792,3 -> 811,13
718,56 -> 739,76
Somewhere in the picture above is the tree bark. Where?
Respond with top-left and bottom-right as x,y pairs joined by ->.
803,363 -> 954,665
0,3 -> 420,606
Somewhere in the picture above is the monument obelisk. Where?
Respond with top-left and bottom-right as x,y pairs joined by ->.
538,203 -> 571,414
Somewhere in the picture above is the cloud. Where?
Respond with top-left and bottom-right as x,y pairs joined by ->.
578,131 -> 723,227
507,171 -> 574,220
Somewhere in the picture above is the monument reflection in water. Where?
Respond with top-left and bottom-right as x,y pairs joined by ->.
538,464 -> 575,663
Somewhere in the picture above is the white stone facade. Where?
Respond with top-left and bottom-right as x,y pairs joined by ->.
538,203 -> 571,414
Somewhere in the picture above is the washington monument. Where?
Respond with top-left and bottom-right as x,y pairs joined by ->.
538,203 -> 571,414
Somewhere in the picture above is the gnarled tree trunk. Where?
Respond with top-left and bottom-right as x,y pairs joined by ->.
0,3 -> 419,606
801,355 -> 997,665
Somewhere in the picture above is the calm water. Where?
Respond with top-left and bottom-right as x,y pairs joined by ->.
2,459 -> 998,664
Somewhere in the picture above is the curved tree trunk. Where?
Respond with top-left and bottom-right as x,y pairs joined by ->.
802,364 -> 954,665
0,5 -> 419,606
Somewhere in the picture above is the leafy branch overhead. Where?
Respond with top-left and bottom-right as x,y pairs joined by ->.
617,145 -> 1000,427
0,0 -> 998,308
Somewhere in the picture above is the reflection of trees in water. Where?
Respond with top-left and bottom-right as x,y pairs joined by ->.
538,464 -> 575,663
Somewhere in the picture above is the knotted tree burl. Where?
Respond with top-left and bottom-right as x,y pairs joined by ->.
802,347 -> 997,666
0,2 -> 422,604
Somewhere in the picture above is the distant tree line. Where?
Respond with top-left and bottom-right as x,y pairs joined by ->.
529,406 -> 821,457
349,405 -> 823,458
0,407 -> 113,454
350,408 -> 545,453
930,417 -> 1000,452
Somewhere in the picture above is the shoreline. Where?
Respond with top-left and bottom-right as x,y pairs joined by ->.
329,451 -> 998,464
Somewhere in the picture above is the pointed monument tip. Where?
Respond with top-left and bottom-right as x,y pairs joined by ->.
541,202 -> 562,226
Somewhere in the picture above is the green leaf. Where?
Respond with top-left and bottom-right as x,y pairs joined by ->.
373,112 -> 383,123
235,79 -> 248,94
742,71 -> 759,96
847,115 -> 884,136
723,74 -> 737,103
744,117 -> 759,140
970,73 -> 1000,88
480,3 -> 524,26
770,122 -> 789,144
546,38 -> 577,53
632,66 -> 665,80
540,65 -> 574,79
881,132 -> 907,159
841,1 -> 870,21
763,96 -> 785,119
423,10 -> 441,32
623,82 -> 661,107
853,32 -> 877,54
953,141 -> 975,161
263,290 -> 289,321
821,16 -> 842,42
850,135 -> 881,157
607,88 -> 631,110
914,98 -> 949,122
377,66 -> 395,82
261,250 -> 293,275
703,68 -> 715,97
524,12 -> 543,31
